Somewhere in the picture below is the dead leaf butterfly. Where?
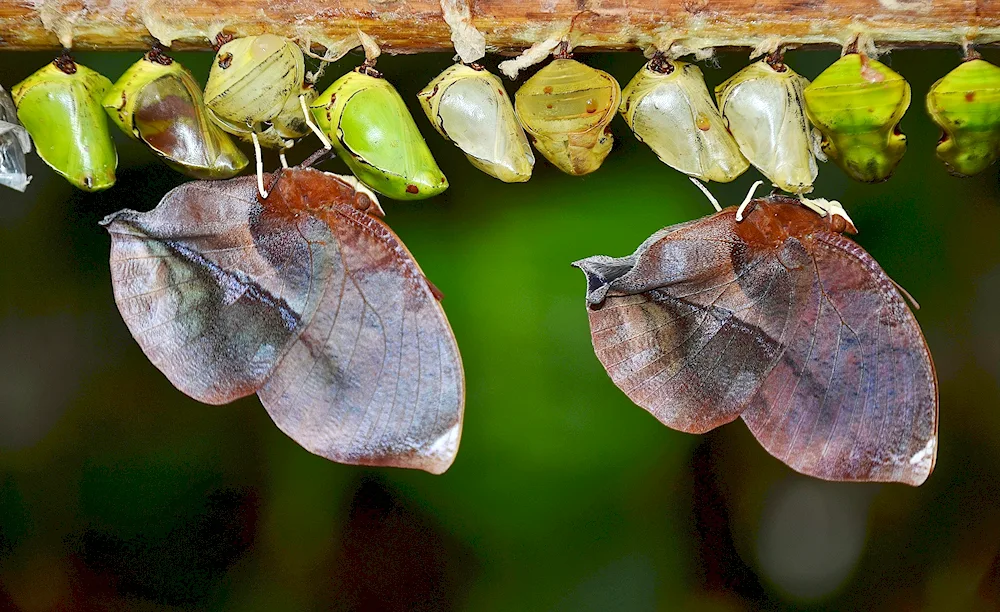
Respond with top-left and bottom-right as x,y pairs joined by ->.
102,164 -> 464,473
574,195 -> 937,485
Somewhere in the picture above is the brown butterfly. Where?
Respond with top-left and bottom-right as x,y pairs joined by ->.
574,194 -> 937,485
102,164 -> 464,473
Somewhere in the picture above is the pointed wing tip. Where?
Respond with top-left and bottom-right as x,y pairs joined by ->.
99,209 -> 139,230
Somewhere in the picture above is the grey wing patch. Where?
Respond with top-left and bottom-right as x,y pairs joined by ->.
258,207 -> 464,474
102,177 -> 326,404
577,212 -> 791,433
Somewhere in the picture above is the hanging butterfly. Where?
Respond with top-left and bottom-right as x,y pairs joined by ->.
573,193 -> 937,485
102,156 -> 465,473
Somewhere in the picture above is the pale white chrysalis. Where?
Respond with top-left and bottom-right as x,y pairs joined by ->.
620,57 -> 748,183
0,85 -> 32,192
715,58 -> 817,194
418,63 -> 534,183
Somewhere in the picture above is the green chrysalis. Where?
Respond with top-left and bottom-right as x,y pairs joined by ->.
926,58 -> 1000,177
804,53 -> 910,183
12,54 -> 117,192
104,47 -> 248,179
312,68 -> 448,201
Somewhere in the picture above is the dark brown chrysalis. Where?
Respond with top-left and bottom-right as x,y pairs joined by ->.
574,195 -> 937,485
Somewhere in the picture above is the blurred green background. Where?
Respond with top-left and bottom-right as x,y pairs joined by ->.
1,46 -> 1000,611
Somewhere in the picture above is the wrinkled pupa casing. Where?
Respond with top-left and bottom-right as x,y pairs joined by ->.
12,59 -> 117,192
716,60 -> 816,194
926,59 -> 1000,177
418,63 -> 534,183
203,35 -> 305,144
312,70 -> 448,200
620,59 -> 748,183
514,59 -> 621,176
104,52 -> 248,179
0,85 -> 31,192
804,53 -> 910,183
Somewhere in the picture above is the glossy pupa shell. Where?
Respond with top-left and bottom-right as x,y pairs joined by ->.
926,58 -> 1000,177
104,49 -> 248,179
311,70 -> 448,200
804,53 -> 910,183
514,58 -> 621,176
203,35 -> 305,136
418,63 -> 534,183
716,59 -> 816,194
12,56 -> 117,192
620,58 -> 748,183
0,85 -> 31,192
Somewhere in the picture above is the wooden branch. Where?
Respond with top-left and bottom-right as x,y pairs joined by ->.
0,0 -> 998,53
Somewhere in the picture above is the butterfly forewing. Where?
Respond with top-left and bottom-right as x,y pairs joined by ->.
575,197 -> 937,485
104,168 -> 464,473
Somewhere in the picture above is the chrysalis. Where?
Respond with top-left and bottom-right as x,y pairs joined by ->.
620,56 -> 748,183
0,85 -> 31,192
312,68 -> 448,200
204,35 -> 321,196
926,57 -> 1000,177
514,58 -> 621,176
104,47 -> 248,179
716,56 -> 816,194
804,53 -> 910,183
11,54 -> 117,192
203,34 -> 305,140
418,63 -> 534,183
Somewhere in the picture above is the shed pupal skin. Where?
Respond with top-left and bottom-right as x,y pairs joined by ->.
716,58 -> 817,194
418,63 -> 534,183
514,58 -> 621,176
620,57 -> 748,183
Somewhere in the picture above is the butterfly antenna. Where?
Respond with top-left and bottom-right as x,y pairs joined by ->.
889,275 -> 921,310
688,177 -> 721,212
736,180 -> 764,221
300,147 -> 336,169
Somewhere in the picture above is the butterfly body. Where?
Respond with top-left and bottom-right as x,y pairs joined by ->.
575,196 -> 937,485
103,167 -> 464,473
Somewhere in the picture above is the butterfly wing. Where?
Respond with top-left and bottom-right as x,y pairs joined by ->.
574,211 -> 789,434
103,176 -> 325,404
576,205 -> 937,485
257,197 -> 464,474
741,232 -> 937,485
105,170 -> 464,473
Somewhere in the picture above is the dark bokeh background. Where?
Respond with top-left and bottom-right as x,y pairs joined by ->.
1,46 -> 999,611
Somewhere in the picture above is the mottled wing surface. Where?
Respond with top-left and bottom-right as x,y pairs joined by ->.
105,170 -> 464,473
574,213 -> 788,434
575,206 -> 937,485
258,192 -> 464,474
740,232 -> 937,485
103,176 -> 323,404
